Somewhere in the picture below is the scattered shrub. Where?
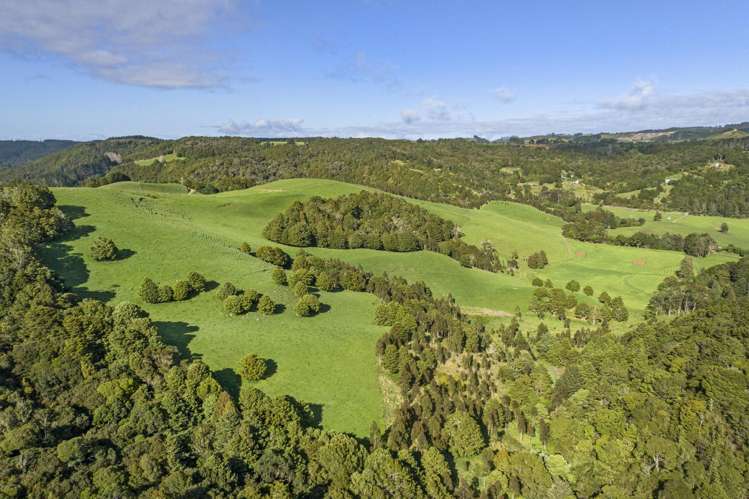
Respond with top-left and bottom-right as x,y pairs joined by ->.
565,280 -> 580,292
224,295 -> 243,315
258,295 -> 275,315
293,281 -> 308,298
583,285 -> 594,296
295,294 -> 321,317
90,237 -> 119,261
316,271 -> 340,291
139,278 -> 160,304
256,246 -> 291,268
531,277 -> 544,287
158,285 -> 174,303
527,250 -> 549,269
239,354 -> 268,381
239,242 -> 252,254
173,280 -> 191,301
272,267 -> 288,286
217,282 -> 239,301
187,272 -> 207,292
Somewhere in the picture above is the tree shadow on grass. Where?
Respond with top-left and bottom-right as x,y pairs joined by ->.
318,303 -> 331,314
214,368 -> 242,399
39,215 -> 116,302
155,321 -> 201,361
304,403 -> 324,428
117,248 -> 137,260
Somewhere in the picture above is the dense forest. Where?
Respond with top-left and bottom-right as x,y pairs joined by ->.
2,131 -> 749,217
263,191 -> 503,272
2,183 -> 748,497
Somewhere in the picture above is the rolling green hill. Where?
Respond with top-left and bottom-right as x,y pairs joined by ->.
42,179 -> 737,435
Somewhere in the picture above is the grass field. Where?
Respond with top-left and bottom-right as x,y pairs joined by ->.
592,204 -> 749,249
43,179 -> 738,434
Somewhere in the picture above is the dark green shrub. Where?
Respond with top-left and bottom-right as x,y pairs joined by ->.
293,281 -> 308,298
239,354 -> 268,381
217,282 -> 239,301
258,295 -> 275,315
272,268 -> 288,286
139,278 -> 160,304
256,246 -> 291,268
90,237 -> 118,261
295,294 -> 321,317
173,280 -> 191,301
158,285 -> 174,303
187,272 -> 207,292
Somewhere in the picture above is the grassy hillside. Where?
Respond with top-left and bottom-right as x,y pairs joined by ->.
598,204 -> 749,249
43,179 -> 737,434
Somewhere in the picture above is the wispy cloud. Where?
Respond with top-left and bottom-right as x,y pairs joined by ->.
492,87 -> 515,104
326,51 -> 401,90
0,0 -> 239,89
216,119 -> 307,137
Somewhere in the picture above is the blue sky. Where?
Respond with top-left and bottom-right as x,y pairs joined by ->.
2,0 -> 749,140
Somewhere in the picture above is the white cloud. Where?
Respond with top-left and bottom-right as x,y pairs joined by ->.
399,97 -> 473,125
217,119 -> 307,137
0,0 -> 238,88
599,79 -> 656,111
492,87 -> 515,103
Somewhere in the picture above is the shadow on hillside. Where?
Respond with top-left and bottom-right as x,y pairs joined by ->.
305,403 -> 324,428
155,321 -> 200,361
39,205 -> 117,302
213,368 -> 241,399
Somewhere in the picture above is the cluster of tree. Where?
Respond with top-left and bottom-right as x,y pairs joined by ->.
529,279 -> 628,323
526,250 -> 549,269
139,272 -> 207,304
647,255 -> 749,316
2,183 -> 749,497
217,282 -> 276,316
263,191 -> 504,272
609,231 -> 718,256
89,236 -> 119,261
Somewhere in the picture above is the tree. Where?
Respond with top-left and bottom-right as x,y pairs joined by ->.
583,285 -> 594,296
239,242 -> 251,254
255,246 -> 291,268
158,285 -> 174,303
444,411 -> 485,457
272,267 -> 288,286
217,282 -> 239,301
532,277 -> 544,287
720,222 -> 729,233
173,280 -> 191,301
139,278 -> 160,304
224,295 -> 243,315
258,295 -> 275,315
654,211 -> 662,221
422,447 -> 454,498
293,281 -> 308,298
295,294 -> 321,317
598,291 -> 611,304
565,280 -> 580,292
316,271 -> 339,291
90,237 -> 118,261
187,272 -> 207,292
239,354 -> 268,381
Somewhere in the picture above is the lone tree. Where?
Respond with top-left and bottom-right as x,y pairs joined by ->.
720,222 -> 729,233
258,295 -> 275,315
239,354 -> 268,381
239,242 -> 252,254
565,280 -> 580,293
139,278 -> 160,304
583,285 -> 594,296
90,237 -> 118,261
295,294 -> 321,317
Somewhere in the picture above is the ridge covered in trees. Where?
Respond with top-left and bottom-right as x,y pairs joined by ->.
264,190 -> 504,272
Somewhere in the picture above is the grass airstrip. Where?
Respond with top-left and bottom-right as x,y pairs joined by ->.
43,179 -> 738,435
